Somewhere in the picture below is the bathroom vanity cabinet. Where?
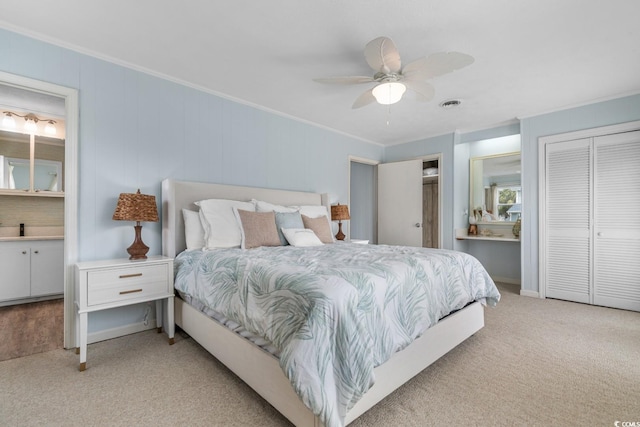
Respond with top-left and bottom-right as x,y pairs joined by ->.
0,239 -> 63,305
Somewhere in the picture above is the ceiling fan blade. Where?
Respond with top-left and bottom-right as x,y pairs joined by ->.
364,36 -> 401,74
403,52 -> 474,80
403,80 -> 435,102
352,88 -> 377,109
313,76 -> 375,85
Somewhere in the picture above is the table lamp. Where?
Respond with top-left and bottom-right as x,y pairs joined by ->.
112,189 -> 159,260
330,203 -> 350,241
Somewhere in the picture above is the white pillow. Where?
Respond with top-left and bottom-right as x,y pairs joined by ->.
195,199 -> 255,248
295,205 -> 329,218
281,228 -> 324,247
182,209 -> 205,251
252,199 -> 299,213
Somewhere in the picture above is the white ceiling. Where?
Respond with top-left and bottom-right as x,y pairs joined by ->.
1,0 -> 639,146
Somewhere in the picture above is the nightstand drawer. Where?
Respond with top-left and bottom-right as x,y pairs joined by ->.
87,264 -> 168,306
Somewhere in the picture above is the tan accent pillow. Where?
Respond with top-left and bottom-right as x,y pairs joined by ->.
236,210 -> 281,249
302,214 -> 334,244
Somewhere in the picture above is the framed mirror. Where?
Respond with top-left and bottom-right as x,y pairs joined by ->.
470,152 -> 521,223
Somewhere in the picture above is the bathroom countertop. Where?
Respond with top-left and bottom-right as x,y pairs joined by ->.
0,235 -> 64,242
0,226 -> 64,241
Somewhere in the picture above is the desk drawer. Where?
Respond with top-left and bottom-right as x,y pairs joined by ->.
87,264 -> 168,306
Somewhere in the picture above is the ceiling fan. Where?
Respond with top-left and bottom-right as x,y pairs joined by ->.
314,36 -> 474,109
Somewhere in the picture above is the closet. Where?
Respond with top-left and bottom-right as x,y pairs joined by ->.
422,159 -> 439,248
378,156 -> 441,248
542,128 -> 640,311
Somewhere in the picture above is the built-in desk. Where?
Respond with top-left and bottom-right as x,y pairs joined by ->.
455,224 -> 520,242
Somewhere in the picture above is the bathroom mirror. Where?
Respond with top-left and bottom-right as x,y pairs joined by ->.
0,131 -> 64,192
470,152 -> 521,223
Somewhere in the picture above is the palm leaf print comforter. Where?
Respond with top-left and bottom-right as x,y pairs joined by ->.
174,243 -> 500,427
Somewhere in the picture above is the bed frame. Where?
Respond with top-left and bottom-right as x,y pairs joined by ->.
162,178 -> 485,426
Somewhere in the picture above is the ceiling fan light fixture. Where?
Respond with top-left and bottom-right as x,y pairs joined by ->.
372,82 -> 406,105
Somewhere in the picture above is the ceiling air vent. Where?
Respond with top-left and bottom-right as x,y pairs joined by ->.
439,99 -> 462,109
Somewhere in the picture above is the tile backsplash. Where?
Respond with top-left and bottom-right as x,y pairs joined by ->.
0,195 -> 64,228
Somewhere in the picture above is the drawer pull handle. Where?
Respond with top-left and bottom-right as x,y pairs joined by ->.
119,289 -> 143,295
119,273 -> 143,279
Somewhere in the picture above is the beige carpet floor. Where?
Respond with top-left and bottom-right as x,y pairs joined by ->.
0,283 -> 638,426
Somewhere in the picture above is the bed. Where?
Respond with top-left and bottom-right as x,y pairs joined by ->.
161,178 -> 499,427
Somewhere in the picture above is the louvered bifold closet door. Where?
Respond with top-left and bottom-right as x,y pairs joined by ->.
593,131 -> 640,311
545,138 -> 591,303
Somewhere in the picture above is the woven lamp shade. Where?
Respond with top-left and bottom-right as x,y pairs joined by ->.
331,203 -> 350,241
331,204 -> 350,221
112,189 -> 158,260
112,189 -> 159,222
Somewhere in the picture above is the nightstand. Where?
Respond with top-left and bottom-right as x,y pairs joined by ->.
350,239 -> 369,244
74,256 -> 175,371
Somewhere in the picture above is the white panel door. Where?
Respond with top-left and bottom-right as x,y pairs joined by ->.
378,159 -> 422,246
593,131 -> 640,311
545,138 -> 591,304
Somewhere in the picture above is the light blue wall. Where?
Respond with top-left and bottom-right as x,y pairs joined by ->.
520,93 -> 640,293
0,29 -> 383,333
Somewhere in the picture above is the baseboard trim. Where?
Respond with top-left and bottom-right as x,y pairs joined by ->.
491,276 -> 521,286
87,319 -> 157,345
519,289 -> 540,298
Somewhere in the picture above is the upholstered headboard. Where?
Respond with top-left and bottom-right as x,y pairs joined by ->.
161,179 -> 330,258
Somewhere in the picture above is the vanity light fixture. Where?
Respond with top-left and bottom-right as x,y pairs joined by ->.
44,120 -> 57,136
372,82 -> 407,105
2,111 -> 16,128
1,110 -> 58,135
24,114 -> 38,133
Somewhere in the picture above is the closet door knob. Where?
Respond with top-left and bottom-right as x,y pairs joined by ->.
415,223 -> 422,228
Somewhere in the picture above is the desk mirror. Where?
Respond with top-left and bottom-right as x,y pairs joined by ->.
470,152 -> 521,223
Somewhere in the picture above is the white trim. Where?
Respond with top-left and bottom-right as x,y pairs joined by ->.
87,319 -> 157,345
0,71 -> 79,349
517,91 -> 640,121
537,119 -> 640,300
0,22 -> 382,148
348,155 -> 380,166
519,289 -> 540,298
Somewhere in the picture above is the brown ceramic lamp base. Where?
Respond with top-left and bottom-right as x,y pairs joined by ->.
335,221 -> 346,241
127,223 -> 150,260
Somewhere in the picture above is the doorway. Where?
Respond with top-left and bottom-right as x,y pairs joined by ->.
0,71 -> 79,350
349,156 -> 379,243
377,154 -> 442,248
